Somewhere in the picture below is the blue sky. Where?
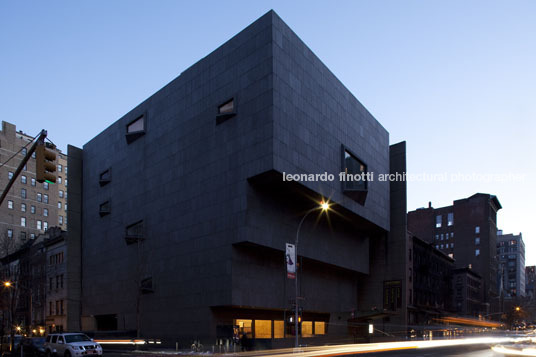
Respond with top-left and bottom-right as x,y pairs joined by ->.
1,1 -> 534,264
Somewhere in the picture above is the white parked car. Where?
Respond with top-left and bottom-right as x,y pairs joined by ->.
44,333 -> 103,356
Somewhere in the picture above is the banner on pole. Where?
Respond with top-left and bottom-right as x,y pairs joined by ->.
286,243 -> 296,279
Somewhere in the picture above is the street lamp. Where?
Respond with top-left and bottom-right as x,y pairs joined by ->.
294,200 -> 330,348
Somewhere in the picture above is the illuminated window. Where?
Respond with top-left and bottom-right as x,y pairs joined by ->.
37,220 -> 42,230
314,321 -> 325,335
475,226 -> 480,234
436,215 -> 442,228
475,237 -> 480,245
254,320 -> 272,339
7,229 -> 12,238
8,200 -> 13,209
59,215 -> 63,225
21,217 -> 26,227
447,213 -> 454,226
126,115 -> 146,143
475,249 -> 480,256
302,321 -> 313,337
235,319 -> 252,338
274,320 -> 284,338
44,208 -> 48,217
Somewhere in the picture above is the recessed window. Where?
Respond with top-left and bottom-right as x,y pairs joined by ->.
21,188 -> 26,199
216,98 -> 236,124
59,215 -> 63,225
37,220 -> 42,230
58,164 -> 62,172
21,175 -> 27,184
31,205 -> 36,214
99,201 -> 111,217
37,193 -> 42,202
140,277 -> 154,294
125,220 -> 144,244
99,168 -> 112,186
8,200 -> 13,209
447,213 -> 454,226
22,148 -> 27,156
44,194 -> 49,204
58,177 -> 62,184
21,217 -> 26,227
7,229 -> 13,238
31,178 -> 36,186
126,115 -> 146,143
44,182 -> 49,190
475,249 -> 480,257
59,190 -> 64,198
44,221 -> 48,231
475,226 -> 480,234
21,203 -> 26,212
44,208 -> 49,217
441,234 -> 444,240
435,215 -> 442,228
58,201 -> 61,209
8,172 -> 13,179
341,147 -> 368,205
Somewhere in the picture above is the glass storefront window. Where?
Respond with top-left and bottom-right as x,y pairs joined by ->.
302,321 -> 313,337
274,320 -> 284,338
254,320 -> 272,339
235,319 -> 252,338
314,321 -> 325,335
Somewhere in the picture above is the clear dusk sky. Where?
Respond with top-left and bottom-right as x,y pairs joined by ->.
1,1 -> 534,264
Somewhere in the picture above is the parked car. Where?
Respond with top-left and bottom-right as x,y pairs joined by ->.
18,337 -> 46,356
0,334 -> 22,354
44,333 -> 102,356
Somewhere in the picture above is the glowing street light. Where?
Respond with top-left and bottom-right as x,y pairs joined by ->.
294,200 -> 330,347
4,281 -> 12,288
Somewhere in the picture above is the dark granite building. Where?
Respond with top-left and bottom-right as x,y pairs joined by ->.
408,194 -> 501,311
69,11 -> 408,345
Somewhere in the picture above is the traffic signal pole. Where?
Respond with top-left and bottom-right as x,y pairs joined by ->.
0,130 -> 47,206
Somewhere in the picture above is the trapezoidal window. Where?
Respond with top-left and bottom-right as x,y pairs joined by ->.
99,201 -> 111,217
99,168 -> 112,186
125,220 -> 144,244
125,115 -> 146,143
216,98 -> 236,124
341,146 -> 368,205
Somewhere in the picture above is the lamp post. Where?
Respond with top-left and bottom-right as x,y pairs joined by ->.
294,201 -> 330,348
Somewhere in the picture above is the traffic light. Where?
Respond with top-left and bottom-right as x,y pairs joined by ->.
35,143 -> 57,183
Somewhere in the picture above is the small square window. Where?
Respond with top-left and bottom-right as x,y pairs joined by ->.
99,168 -> 112,186
216,98 -> 236,124
126,115 -> 146,143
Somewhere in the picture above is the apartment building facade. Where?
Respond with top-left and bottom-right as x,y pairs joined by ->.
497,232 -> 525,298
